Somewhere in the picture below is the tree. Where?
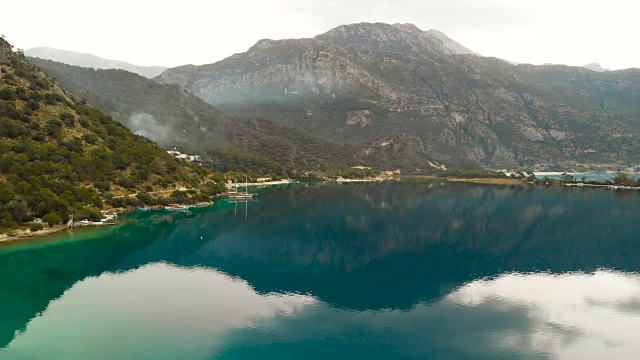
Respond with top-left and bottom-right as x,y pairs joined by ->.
0,207 -> 17,229
613,172 -> 634,186
0,88 -> 15,100
74,207 -> 102,221
29,223 -> 43,233
26,99 -> 40,111
43,212 -> 62,228
60,190 -> 78,206
136,192 -> 153,205
561,173 -> 574,182
7,200 -> 29,223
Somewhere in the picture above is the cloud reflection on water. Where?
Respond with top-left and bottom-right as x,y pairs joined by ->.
1,263 -> 316,360
446,270 -> 640,359
3,264 -> 640,360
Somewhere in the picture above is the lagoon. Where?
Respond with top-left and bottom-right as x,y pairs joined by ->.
1,182 -> 640,359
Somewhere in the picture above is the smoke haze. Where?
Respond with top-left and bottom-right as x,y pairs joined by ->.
128,113 -> 171,145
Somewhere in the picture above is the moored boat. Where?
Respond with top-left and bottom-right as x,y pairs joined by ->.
165,203 -> 191,211
227,175 -> 257,200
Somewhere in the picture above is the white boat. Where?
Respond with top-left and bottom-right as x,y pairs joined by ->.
228,175 -> 257,200
228,190 -> 255,200
165,203 -> 190,211
91,219 -> 115,225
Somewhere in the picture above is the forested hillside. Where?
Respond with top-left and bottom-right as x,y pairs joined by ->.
0,36 -> 216,231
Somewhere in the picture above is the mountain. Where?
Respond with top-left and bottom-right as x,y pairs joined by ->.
582,63 -> 609,72
0,36 -> 211,230
25,47 -> 167,78
157,22 -> 640,171
27,58 -> 365,173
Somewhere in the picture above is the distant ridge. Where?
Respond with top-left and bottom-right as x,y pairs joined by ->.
25,47 -> 167,78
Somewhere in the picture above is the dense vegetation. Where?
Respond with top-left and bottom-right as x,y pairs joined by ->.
0,37 -> 219,232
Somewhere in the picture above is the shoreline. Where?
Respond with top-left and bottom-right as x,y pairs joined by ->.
533,172 -> 563,176
332,178 -> 384,183
404,175 -> 525,185
0,200 -> 217,245
227,180 -> 295,188
0,223 -> 70,244
444,177 -> 526,185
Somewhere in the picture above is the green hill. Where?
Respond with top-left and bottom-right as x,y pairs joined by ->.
0,36 -> 216,231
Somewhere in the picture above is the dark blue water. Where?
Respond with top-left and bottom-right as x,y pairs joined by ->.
1,181 -> 640,359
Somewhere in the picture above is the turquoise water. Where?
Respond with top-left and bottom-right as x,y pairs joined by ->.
2,182 -> 640,359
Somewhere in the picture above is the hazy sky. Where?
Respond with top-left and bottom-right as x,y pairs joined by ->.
3,0 -> 639,69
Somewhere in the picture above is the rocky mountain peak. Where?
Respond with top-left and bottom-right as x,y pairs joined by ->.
582,63 -> 609,72
315,22 -> 477,57
391,23 -> 423,35
425,29 -> 479,55
249,39 -> 278,51
317,22 -> 408,43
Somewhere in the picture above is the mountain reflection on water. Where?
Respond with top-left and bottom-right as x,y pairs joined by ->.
1,181 -> 640,359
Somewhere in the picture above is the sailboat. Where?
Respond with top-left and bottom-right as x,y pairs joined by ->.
228,175 -> 257,200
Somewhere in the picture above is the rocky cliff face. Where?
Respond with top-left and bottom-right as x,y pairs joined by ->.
157,22 -> 640,171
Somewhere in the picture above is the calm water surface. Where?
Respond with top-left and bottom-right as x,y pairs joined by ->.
1,181 -> 640,359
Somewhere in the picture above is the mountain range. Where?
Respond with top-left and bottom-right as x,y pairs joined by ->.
25,47 -> 167,78
156,22 -> 640,171
27,23 -> 640,171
